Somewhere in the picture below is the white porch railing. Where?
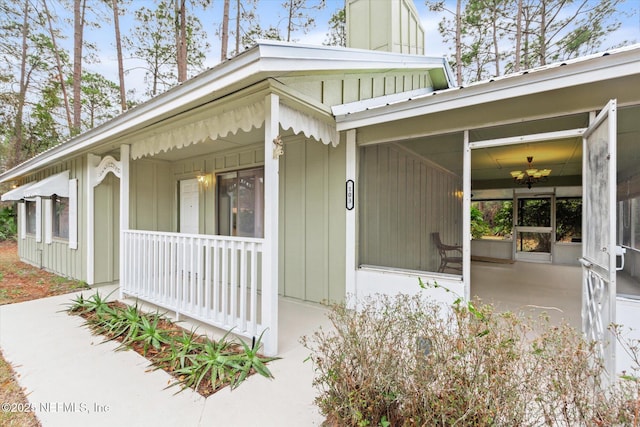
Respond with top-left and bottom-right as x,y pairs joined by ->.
121,230 -> 265,342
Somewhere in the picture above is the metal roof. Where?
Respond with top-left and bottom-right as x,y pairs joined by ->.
334,43 -> 640,130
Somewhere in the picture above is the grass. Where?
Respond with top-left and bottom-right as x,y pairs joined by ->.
0,351 -> 41,427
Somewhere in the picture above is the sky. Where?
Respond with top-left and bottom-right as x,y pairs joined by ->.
67,0 -> 640,97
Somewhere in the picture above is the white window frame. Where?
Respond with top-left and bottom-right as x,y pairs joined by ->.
51,195 -> 71,241
24,198 -> 41,241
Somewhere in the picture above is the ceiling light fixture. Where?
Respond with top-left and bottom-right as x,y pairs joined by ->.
510,156 -> 551,189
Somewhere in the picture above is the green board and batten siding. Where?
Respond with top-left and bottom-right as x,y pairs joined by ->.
130,159 -> 174,232
279,135 -> 346,304
14,64 -> 436,302
130,140 -> 346,305
17,156 -> 86,282
281,71 -> 435,106
93,173 -> 120,284
359,143 -> 462,272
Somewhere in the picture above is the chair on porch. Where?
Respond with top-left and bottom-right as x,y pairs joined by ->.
432,232 -> 462,273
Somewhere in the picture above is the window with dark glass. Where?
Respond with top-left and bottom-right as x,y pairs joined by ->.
25,200 -> 36,235
52,195 -> 70,239
556,198 -> 582,242
217,168 -> 264,238
516,198 -> 551,227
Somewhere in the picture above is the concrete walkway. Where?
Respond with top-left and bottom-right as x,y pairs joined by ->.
0,286 -> 330,427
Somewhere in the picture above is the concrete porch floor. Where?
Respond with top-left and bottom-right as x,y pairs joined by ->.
471,261 -> 583,329
471,260 -> 640,331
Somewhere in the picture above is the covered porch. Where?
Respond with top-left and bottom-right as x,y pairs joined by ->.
336,46 -> 640,375
87,86 -> 340,356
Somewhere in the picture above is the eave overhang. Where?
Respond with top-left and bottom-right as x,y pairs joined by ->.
335,44 -> 640,132
0,40 -> 451,183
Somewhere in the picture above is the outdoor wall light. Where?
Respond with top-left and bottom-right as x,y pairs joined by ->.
510,156 -> 551,189
197,174 -> 212,188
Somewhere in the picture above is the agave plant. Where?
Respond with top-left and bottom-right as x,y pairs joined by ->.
66,290 -> 115,317
157,329 -> 203,371
230,330 -> 278,389
174,330 -> 239,392
100,303 -> 143,345
130,313 -> 171,356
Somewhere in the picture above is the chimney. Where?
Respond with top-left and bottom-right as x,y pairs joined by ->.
346,0 -> 425,55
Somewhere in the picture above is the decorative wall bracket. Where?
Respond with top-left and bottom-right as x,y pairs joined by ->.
93,155 -> 122,187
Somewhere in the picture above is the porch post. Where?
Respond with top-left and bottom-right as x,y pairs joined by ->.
262,94 -> 279,356
345,129 -> 357,307
119,144 -> 130,300
86,153 -> 100,285
462,130 -> 471,301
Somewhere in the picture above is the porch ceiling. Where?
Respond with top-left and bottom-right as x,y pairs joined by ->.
396,104 -> 640,189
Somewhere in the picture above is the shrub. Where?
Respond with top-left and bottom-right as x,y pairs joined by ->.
302,290 -> 639,426
0,206 -> 17,241
470,205 -> 491,239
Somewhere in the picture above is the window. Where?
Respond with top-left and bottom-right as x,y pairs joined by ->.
471,200 -> 513,240
556,198 -> 582,242
217,168 -> 264,238
52,195 -> 69,239
517,198 -> 551,227
619,196 -> 640,251
25,200 -> 37,235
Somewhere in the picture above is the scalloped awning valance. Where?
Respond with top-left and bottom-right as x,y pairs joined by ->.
131,101 -> 339,160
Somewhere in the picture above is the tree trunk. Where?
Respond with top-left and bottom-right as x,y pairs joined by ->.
221,0 -> 230,61
42,0 -> 73,131
287,0 -> 294,42
492,7 -> 500,76
112,0 -> 127,111
12,0 -> 30,166
539,0 -> 546,65
72,0 -> 85,134
235,0 -> 240,53
515,0 -> 522,71
455,0 -> 463,86
175,0 -> 187,82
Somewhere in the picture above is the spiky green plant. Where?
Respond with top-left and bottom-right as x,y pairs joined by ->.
67,289 -> 114,316
173,331 -> 239,392
231,330 -> 277,389
130,313 -> 171,356
157,329 -> 203,371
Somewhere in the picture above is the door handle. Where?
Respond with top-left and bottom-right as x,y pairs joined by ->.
615,246 -> 626,271
578,258 -> 593,268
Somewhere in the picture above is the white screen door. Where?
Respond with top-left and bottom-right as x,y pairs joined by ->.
180,179 -> 199,234
581,99 -> 617,379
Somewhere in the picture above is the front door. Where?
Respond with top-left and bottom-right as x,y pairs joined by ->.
180,179 -> 199,234
581,99 -> 617,379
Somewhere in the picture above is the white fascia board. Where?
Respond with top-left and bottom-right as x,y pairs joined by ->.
336,47 -> 640,131
256,40 -> 448,71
